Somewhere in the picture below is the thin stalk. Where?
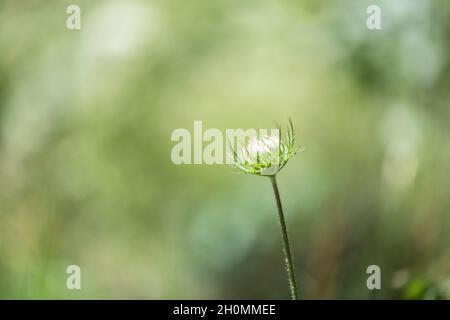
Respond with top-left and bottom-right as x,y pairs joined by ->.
269,175 -> 298,300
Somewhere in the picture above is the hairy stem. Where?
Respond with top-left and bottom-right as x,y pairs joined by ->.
269,175 -> 298,300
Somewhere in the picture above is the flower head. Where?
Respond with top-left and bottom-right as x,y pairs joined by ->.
231,120 -> 299,176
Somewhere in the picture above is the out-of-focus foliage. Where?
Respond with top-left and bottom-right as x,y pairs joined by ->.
0,0 -> 449,299
391,272 -> 450,300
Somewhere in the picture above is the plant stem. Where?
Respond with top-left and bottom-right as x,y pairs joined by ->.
269,175 -> 299,300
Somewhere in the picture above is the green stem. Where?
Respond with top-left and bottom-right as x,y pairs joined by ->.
269,175 -> 299,300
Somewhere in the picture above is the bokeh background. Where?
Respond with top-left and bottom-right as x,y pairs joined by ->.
0,0 -> 449,299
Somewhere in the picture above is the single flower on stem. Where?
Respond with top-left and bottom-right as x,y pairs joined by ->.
231,119 -> 301,299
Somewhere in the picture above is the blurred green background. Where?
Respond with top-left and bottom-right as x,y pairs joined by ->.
0,0 -> 449,299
